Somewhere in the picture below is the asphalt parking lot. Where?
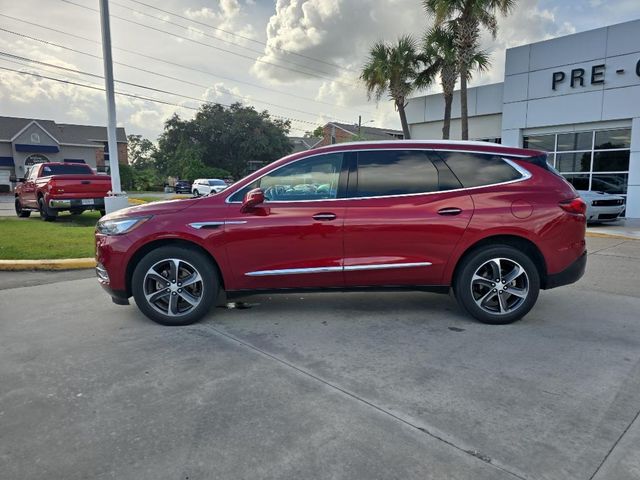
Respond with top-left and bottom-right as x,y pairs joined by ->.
1,236 -> 639,480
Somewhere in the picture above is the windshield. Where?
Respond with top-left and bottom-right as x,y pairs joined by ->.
208,180 -> 226,186
41,164 -> 92,176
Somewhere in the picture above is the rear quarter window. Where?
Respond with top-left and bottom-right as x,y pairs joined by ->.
438,152 -> 522,188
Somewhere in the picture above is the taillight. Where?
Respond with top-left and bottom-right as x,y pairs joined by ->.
559,197 -> 587,215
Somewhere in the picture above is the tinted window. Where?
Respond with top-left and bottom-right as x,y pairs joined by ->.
523,135 -> 555,151
40,164 -> 92,176
229,153 -> 343,202
557,132 -> 592,151
594,129 -> 631,150
354,150 -> 438,197
208,180 -> 226,186
439,152 -> 522,188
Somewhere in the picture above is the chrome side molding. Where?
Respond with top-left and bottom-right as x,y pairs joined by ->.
245,262 -> 432,277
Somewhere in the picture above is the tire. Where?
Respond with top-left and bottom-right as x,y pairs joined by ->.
15,198 -> 31,218
454,245 -> 540,325
38,197 -> 57,222
193,189 -> 200,197
132,246 -> 218,326
99,209 -> 106,217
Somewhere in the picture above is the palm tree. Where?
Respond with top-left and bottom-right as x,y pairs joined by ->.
421,24 -> 490,139
361,35 -> 420,139
423,0 -> 515,140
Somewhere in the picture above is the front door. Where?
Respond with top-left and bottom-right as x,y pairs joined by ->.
21,165 -> 40,208
343,149 -> 474,287
223,152 -> 349,291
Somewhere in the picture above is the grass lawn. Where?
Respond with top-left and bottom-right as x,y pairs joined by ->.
0,212 -> 100,260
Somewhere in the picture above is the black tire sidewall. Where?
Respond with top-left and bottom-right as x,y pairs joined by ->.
132,246 -> 218,326
15,199 -> 30,217
38,197 -> 56,221
454,245 -> 540,325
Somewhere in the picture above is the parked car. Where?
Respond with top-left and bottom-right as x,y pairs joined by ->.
577,190 -> 625,223
174,180 -> 191,194
96,140 -> 587,326
13,162 -> 111,221
191,178 -> 228,196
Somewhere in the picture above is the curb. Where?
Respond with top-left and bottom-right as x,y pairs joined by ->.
585,231 -> 640,241
0,258 -> 96,271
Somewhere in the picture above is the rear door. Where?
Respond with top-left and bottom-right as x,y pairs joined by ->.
21,165 -> 40,208
343,149 -> 474,287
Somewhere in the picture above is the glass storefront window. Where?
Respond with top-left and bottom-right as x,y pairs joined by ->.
563,174 -> 590,191
522,127 -> 631,196
591,174 -> 628,194
522,135 -> 555,151
557,132 -> 592,151
556,152 -> 591,173
594,129 -> 631,150
592,151 -> 630,172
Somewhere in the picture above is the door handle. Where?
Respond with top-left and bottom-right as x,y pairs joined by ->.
313,212 -> 336,221
437,207 -> 462,216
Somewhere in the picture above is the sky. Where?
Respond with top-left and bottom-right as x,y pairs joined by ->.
0,0 -> 639,141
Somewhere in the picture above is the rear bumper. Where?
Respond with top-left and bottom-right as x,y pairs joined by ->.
544,251 -> 587,289
49,197 -> 105,209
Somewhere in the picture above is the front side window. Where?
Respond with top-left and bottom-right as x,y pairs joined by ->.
439,152 -> 522,188
229,153 -> 343,202
352,150 -> 439,198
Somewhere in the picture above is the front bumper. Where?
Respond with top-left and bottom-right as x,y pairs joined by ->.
545,251 -> 587,289
586,205 -> 624,222
50,197 -> 106,209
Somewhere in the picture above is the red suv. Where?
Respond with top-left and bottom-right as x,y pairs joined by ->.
95,141 -> 586,326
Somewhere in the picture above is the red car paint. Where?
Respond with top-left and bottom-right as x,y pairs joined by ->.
14,162 -> 111,215
96,141 -> 586,306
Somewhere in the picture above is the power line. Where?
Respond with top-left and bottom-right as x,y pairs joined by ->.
0,36 -> 352,122
0,15 -> 372,115
121,0 -> 356,74
59,0 -> 359,88
0,64 -> 311,134
0,50 -> 328,127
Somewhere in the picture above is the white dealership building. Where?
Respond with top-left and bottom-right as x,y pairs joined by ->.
406,19 -> 640,218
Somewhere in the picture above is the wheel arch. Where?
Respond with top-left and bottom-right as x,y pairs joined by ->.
451,235 -> 548,289
125,238 -> 225,297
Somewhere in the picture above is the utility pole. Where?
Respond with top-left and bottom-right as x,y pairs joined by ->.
99,0 -> 128,213
358,115 -> 362,137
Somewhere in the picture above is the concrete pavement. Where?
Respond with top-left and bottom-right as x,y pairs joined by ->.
1,237 -> 639,479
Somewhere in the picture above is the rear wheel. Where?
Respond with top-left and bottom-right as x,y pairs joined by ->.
454,245 -> 540,325
38,197 -> 57,222
132,246 -> 218,326
15,198 -> 31,218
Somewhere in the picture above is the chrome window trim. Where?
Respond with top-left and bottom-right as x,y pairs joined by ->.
245,262 -> 432,277
188,220 -> 247,229
225,148 -> 532,204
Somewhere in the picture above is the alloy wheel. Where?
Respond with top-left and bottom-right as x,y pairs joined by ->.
143,258 -> 204,317
470,257 -> 529,315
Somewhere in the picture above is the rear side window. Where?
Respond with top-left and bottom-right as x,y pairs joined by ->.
353,150 -> 439,197
40,164 -> 92,176
438,152 -> 522,188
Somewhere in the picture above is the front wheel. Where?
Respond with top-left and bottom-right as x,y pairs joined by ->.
192,189 -> 200,197
15,198 -> 31,218
454,245 -> 540,325
131,246 -> 218,326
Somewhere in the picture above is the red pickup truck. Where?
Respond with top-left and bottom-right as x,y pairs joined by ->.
13,163 -> 112,221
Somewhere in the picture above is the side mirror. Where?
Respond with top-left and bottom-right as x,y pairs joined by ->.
241,188 -> 265,212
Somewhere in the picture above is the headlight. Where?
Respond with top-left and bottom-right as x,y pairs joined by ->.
96,216 -> 150,235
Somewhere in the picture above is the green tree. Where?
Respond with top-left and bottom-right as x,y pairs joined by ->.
127,134 -> 157,170
423,0 -> 515,140
156,103 -> 292,180
420,24 -> 490,139
361,35 -> 421,139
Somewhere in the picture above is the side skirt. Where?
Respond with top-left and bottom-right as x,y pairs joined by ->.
226,285 -> 450,300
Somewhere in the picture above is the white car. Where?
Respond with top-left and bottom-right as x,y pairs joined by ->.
192,179 -> 228,196
577,190 -> 625,223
